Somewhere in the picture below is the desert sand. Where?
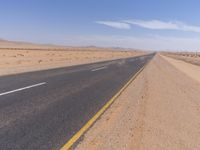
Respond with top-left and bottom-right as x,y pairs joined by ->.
163,52 -> 200,66
75,54 -> 200,150
0,49 -> 142,76
162,55 -> 200,83
0,39 -> 145,76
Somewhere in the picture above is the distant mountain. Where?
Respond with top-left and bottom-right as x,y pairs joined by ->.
0,38 -> 144,52
0,39 -> 66,49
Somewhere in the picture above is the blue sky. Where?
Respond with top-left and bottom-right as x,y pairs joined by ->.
1,0 -> 200,51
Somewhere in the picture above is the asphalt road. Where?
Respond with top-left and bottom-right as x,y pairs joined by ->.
0,53 -> 154,150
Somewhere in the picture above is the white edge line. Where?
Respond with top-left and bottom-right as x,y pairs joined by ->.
0,82 -> 47,96
91,66 -> 107,72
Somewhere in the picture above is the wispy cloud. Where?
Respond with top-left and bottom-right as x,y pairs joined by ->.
124,20 -> 178,30
124,19 -> 200,32
81,19 -> 200,50
96,19 -> 200,33
96,21 -> 131,30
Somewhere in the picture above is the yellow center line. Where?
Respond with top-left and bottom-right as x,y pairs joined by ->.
60,63 -> 149,150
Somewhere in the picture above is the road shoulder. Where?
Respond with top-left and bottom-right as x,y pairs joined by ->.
75,54 -> 200,150
161,55 -> 200,83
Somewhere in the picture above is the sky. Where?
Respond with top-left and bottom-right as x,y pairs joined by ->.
1,0 -> 200,51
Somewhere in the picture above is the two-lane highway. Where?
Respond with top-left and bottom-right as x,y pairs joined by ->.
0,53 -> 154,150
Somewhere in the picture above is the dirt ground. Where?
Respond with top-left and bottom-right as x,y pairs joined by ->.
0,39 -> 144,76
162,55 -> 200,83
163,52 -> 200,66
0,49 -> 143,76
75,54 -> 200,150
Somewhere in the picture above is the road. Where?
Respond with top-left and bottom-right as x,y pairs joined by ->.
0,53 -> 154,150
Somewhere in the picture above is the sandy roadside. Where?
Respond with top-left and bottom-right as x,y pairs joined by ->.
75,54 -> 200,150
0,49 -> 143,76
161,55 -> 200,83
163,53 -> 200,66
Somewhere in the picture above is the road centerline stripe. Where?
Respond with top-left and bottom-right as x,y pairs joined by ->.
0,82 -> 47,96
91,66 -> 107,72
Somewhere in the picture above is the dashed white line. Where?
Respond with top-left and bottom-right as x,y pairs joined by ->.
130,59 -> 136,62
91,66 -> 107,72
0,82 -> 47,96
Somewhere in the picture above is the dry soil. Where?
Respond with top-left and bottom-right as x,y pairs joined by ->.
75,54 -> 200,150
0,49 -> 143,76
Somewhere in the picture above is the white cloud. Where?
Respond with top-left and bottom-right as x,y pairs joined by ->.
62,19 -> 200,50
96,19 -> 200,33
96,21 -> 131,29
125,20 -> 179,30
124,19 -> 200,32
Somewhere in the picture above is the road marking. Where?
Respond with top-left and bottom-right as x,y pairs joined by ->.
60,63 -> 149,150
91,66 -> 107,72
0,82 -> 46,96
130,59 -> 137,62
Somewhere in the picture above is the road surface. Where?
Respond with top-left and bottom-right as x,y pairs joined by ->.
0,53 -> 154,150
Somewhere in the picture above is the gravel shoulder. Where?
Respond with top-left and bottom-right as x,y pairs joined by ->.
161,55 -> 200,83
163,53 -> 200,66
75,54 -> 200,150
